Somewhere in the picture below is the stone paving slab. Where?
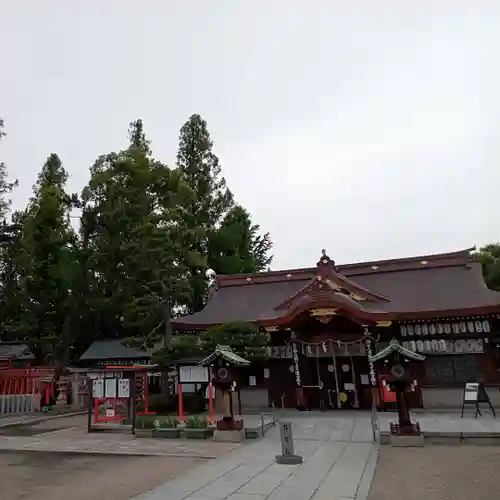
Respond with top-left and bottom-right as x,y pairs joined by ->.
134,419 -> 376,500
273,410 -> 500,437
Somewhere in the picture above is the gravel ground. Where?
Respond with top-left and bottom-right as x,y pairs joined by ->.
369,446 -> 500,500
0,450 -> 203,500
0,414 -> 87,436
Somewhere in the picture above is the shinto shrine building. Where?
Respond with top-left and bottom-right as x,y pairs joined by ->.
173,248 -> 500,410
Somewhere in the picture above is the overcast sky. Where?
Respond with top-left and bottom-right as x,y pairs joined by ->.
1,1 -> 499,270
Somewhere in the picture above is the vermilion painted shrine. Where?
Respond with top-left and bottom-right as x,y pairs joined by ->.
173,248 -> 500,410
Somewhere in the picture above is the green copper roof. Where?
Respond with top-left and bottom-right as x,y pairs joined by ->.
369,338 -> 426,362
198,345 -> 251,367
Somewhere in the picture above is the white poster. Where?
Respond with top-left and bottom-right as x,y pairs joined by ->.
92,378 -> 104,398
118,378 -> 130,398
464,382 -> 479,402
263,368 -> 270,379
249,376 -> 256,386
105,378 -> 117,398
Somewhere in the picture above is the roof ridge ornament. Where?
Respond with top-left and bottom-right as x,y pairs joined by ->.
317,248 -> 335,268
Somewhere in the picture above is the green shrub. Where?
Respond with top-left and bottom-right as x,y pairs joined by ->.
136,416 -> 155,429
154,416 -> 177,428
185,416 -> 208,429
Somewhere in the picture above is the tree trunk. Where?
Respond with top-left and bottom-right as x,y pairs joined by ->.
56,311 -> 73,377
160,282 -> 172,398
161,282 -> 172,347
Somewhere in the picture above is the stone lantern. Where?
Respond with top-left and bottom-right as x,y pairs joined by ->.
369,339 -> 425,443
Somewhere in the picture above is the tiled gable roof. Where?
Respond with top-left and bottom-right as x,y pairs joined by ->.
173,248 -> 500,327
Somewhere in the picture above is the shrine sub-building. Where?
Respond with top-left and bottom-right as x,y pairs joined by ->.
172,248 -> 500,410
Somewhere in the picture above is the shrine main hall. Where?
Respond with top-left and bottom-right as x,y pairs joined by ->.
173,248 -> 500,410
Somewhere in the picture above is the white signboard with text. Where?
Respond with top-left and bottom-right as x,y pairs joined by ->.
179,365 -> 209,383
464,382 -> 479,402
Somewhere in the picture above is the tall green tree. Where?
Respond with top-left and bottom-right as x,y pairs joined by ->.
82,120 -> 200,347
0,211 -> 26,340
0,118 -> 18,221
209,205 -> 273,275
128,118 -> 151,155
476,243 -> 500,290
176,114 -> 234,312
17,154 -> 77,363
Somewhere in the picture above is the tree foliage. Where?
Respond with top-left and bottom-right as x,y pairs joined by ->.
209,205 -> 273,275
475,243 -> 500,290
0,115 -> 273,369
0,118 -> 19,220
201,321 -> 268,360
177,114 -> 234,312
15,154 -> 77,363
153,322 -> 268,366
152,334 -> 203,366
81,120 -> 199,346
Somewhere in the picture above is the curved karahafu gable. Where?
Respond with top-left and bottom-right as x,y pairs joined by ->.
369,338 -> 426,363
198,345 -> 250,367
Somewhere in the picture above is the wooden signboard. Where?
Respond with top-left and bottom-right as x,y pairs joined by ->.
461,382 -> 496,418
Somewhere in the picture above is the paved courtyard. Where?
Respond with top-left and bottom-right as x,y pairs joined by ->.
3,411 -> 500,499
134,415 -> 378,500
132,410 -> 500,500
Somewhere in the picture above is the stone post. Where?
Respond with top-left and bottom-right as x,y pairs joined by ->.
275,421 -> 303,464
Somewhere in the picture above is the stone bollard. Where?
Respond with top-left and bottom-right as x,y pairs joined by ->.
275,421 -> 303,464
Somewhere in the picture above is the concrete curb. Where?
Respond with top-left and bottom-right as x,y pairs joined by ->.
379,430 -> 500,445
0,411 -> 87,428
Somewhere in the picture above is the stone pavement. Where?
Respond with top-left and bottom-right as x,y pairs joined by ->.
134,415 -> 378,500
375,410 -> 500,436
272,409 -> 500,435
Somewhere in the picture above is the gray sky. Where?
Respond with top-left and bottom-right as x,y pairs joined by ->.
1,1 -> 499,270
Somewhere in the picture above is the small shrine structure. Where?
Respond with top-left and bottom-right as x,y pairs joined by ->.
199,345 -> 250,433
369,339 -> 425,440
79,339 -> 156,427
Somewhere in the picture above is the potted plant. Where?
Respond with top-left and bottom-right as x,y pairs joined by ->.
153,416 -> 180,438
183,416 -> 209,439
134,416 -> 155,438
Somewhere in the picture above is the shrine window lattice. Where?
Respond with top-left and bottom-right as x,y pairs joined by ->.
424,355 -> 478,385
